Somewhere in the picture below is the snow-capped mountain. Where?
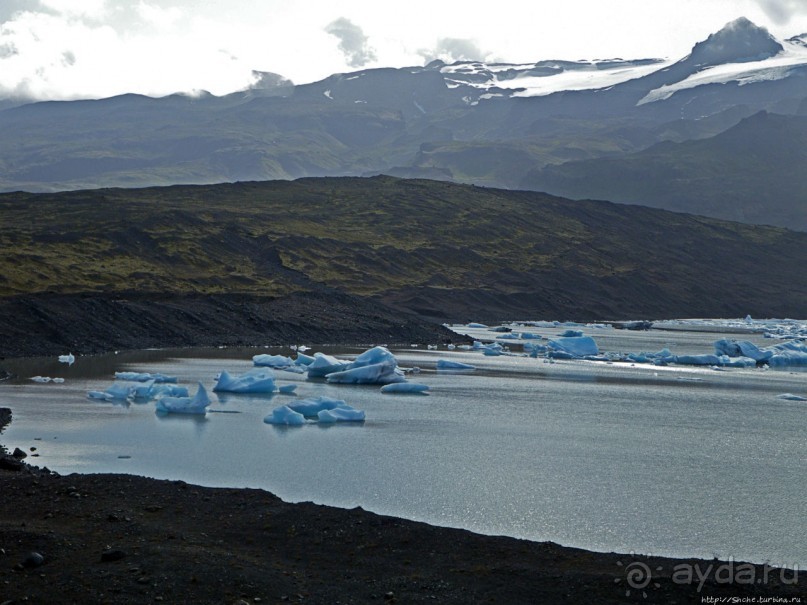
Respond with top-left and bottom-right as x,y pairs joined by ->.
0,18 -> 805,231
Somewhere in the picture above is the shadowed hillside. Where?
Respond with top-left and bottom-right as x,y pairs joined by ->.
1,177 -> 806,338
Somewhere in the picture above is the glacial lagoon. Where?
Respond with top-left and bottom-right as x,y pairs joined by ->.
1,320 -> 805,568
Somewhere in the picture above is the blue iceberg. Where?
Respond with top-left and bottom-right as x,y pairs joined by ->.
548,336 -> 599,358
307,353 -> 352,378
287,396 -> 345,416
214,368 -> 277,393
317,405 -> 366,423
263,405 -> 306,426
155,383 -> 210,415
436,359 -> 476,371
252,354 -> 294,368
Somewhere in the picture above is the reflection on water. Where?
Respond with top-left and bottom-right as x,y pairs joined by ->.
1,329 -> 805,568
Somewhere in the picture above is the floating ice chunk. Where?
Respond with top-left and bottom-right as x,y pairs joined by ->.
483,347 -> 502,356
307,353 -> 351,378
317,405 -> 365,423
294,353 -> 316,366
520,332 -> 540,340
675,354 -> 723,366
447,344 -> 456,350
559,330 -> 583,338
278,365 -> 306,374
350,346 -> 397,368
52,377 -> 65,384
496,333 -> 520,340
114,372 -> 177,383
131,380 -> 155,399
155,383 -> 210,414
87,391 -> 113,400
214,369 -> 277,393
263,405 -> 306,425
252,354 -> 294,368
106,382 -> 137,400
714,339 -> 772,363
381,383 -> 430,394
326,361 -> 405,384
766,340 -> 807,366
58,353 -> 75,366
277,384 -> 297,394
436,359 -> 476,371
467,323 -> 488,328
287,396 -> 345,416
30,376 -> 52,383
548,336 -> 598,357
776,393 -> 807,401
151,384 -> 189,398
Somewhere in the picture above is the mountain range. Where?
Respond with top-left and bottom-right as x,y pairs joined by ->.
0,17 -> 805,230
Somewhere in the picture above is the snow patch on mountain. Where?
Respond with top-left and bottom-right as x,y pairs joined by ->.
638,41 -> 807,105
440,59 -> 670,99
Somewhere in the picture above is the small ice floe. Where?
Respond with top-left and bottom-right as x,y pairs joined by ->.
88,382 -> 137,402
286,396 -> 345,416
30,376 -> 52,383
776,393 -> 807,401
277,384 -> 297,394
447,344 -> 456,350
467,323 -> 487,328
263,405 -> 305,426
58,353 -> 75,366
547,336 -> 598,359
115,371 -> 177,383
155,383 -> 210,415
436,359 -> 476,371
317,405 -> 365,423
252,354 -> 294,369
380,383 -> 430,394
52,377 -> 65,383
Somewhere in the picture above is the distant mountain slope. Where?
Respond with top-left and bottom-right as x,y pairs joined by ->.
522,111 -> 807,230
0,19 -> 806,231
1,177 -> 805,321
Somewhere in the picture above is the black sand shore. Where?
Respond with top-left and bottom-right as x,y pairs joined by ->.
1,408 -> 804,605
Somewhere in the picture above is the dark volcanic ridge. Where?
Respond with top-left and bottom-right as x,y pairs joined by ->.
1,177 -> 806,349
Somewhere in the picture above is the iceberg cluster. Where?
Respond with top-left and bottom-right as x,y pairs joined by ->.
451,320 -> 807,369
115,371 -> 177,383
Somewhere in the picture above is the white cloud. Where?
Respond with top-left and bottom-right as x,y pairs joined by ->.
1,0 -> 807,101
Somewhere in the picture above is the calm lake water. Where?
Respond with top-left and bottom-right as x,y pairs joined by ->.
1,322 -> 805,567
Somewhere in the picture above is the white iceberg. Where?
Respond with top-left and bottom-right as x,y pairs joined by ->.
436,359 -> 476,371
58,353 -> 75,366
380,383 -> 430,394
155,383 -> 210,415
214,368 -> 277,393
317,405 -> 366,423
30,376 -> 52,383
263,405 -> 306,426
252,354 -> 294,368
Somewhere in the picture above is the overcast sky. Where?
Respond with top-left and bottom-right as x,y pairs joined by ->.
2,0 -> 807,100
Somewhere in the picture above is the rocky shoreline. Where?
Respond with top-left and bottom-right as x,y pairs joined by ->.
0,291 -> 466,359
1,407 -> 804,604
